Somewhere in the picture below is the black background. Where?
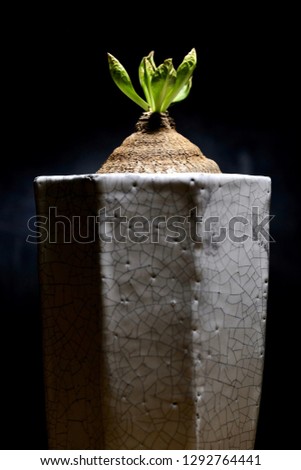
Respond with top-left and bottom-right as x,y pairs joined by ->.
2,7 -> 299,449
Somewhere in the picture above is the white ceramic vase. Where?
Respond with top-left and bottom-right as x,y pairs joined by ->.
34,172 -> 270,449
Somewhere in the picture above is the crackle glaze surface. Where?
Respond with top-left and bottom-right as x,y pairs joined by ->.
35,173 -> 270,450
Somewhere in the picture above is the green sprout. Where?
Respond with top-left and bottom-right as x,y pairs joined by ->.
108,48 -> 197,113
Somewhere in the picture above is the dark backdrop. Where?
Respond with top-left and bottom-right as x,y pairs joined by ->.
2,8 -> 299,449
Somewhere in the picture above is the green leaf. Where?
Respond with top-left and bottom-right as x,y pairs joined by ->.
139,52 -> 156,110
108,53 -> 149,111
150,59 -> 177,112
171,77 -> 193,103
161,48 -> 197,111
145,50 -> 156,71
